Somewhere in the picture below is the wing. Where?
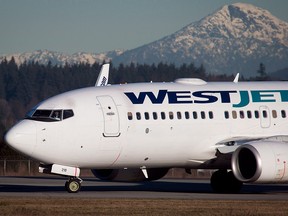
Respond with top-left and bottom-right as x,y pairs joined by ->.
196,135 -> 288,170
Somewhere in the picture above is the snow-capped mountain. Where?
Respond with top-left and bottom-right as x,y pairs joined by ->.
0,49 -> 124,66
113,3 -> 288,76
1,3 -> 287,76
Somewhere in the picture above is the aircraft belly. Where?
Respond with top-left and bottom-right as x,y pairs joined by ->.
113,124 -> 211,168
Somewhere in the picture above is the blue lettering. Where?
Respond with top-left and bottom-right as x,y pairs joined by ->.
233,91 -> 250,108
250,90 -> 288,103
279,90 -> 288,102
124,90 -> 167,104
167,91 -> 192,104
218,91 -> 237,103
251,90 -> 276,103
192,91 -> 218,104
124,89 -> 288,107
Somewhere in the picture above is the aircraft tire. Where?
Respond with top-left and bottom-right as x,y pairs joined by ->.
210,169 -> 227,193
65,179 -> 81,193
210,170 -> 242,193
226,171 -> 243,193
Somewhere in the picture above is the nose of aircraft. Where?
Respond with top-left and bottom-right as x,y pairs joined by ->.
4,120 -> 36,157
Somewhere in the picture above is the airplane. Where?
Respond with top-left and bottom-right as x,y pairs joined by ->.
4,63 -> 288,193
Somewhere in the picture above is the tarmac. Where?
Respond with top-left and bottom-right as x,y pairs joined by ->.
1,176 -> 288,200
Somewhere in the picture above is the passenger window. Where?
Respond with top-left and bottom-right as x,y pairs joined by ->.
239,111 -> 244,119
262,110 -> 268,118
153,112 -> 158,120
63,110 -> 74,120
201,111 -> 206,119
161,112 -> 166,120
208,111 -> 213,119
224,111 -> 229,119
272,110 -> 277,118
185,111 -> 190,119
169,112 -> 174,120
247,111 -> 252,119
254,110 -> 259,119
232,111 -> 237,119
177,112 -> 182,119
136,112 -> 141,120
127,112 -> 133,120
281,110 -> 286,118
193,111 -> 198,119
144,112 -> 150,120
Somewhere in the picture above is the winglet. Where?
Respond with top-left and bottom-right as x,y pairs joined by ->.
95,64 -> 110,87
233,73 -> 240,83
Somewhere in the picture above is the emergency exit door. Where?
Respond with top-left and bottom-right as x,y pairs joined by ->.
97,96 -> 120,137
259,106 -> 271,128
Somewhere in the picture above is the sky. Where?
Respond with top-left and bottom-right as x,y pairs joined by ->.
0,0 -> 288,55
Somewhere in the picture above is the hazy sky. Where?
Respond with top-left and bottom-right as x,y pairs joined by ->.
0,0 -> 287,55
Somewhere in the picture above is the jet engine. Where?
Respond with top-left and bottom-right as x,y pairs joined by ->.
231,141 -> 288,183
91,168 -> 169,182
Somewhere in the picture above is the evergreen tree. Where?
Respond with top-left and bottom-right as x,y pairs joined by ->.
257,63 -> 266,77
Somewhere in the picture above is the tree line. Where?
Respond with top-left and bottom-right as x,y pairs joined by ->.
0,58 -> 268,158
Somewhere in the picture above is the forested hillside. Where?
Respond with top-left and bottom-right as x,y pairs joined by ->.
0,58 -> 265,158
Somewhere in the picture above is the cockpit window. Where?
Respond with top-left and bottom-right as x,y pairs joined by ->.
25,109 -> 74,122
51,110 -> 62,121
63,110 -> 74,119
32,110 -> 52,118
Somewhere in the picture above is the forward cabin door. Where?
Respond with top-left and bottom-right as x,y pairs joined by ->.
97,96 -> 120,137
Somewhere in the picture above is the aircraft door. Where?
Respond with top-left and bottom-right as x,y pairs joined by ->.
97,96 -> 120,137
259,106 -> 271,128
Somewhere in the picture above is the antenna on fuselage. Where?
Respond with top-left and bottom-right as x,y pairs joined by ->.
233,73 -> 240,83
95,64 -> 110,87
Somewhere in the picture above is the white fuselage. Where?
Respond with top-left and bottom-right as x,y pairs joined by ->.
6,81 -> 288,170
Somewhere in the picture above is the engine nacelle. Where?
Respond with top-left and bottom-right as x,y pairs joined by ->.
91,168 -> 169,182
232,141 -> 288,183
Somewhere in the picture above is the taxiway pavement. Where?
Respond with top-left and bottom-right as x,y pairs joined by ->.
0,177 -> 288,200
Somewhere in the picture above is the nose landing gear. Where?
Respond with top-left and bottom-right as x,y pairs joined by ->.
39,164 -> 83,193
65,177 -> 83,193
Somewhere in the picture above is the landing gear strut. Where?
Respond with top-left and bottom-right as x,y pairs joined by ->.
210,170 -> 243,193
65,177 -> 82,193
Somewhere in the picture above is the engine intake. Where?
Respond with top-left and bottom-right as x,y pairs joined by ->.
232,141 -> 288,183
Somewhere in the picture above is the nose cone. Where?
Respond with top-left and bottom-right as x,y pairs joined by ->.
4,120 -> 36,157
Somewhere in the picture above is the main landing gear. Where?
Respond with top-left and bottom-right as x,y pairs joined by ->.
65,177 -> 83,193
210,169 -> 243,193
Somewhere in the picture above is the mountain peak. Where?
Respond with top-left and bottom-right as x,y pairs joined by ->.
113,3 -> 288,76
194,2 -> 288,44
228,2 -> 267,13
219,3 -> 275,19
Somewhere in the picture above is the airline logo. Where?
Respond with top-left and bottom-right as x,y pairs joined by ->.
100,77 -> 107,86
124,90 -> 288,108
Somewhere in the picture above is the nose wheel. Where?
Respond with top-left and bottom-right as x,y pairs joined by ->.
65,178 -> 82,193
